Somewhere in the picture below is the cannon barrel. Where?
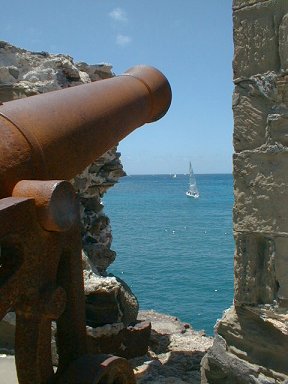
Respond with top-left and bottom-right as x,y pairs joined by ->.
0,65 -> 171,198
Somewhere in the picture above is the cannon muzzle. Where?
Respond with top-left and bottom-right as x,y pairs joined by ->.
0,65 -> 171,198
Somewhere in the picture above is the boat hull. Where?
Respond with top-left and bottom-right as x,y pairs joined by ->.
186,191 -> 199,198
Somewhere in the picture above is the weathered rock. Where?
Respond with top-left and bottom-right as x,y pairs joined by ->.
232,88 -> 271,152
130,311 -> 213,384
233,1 -> 287,79
86,320 -> 151,359
71,148 -> 126,272
234,232 -> 278,305
201,306 -> 288,383
233,149 -> 288,233
233,0 -> 269,11
83,257 -> 139,327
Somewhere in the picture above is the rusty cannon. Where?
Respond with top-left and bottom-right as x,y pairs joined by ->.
0,65 -> 171,384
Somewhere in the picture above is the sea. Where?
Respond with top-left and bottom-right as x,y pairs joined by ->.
103,174 -> 234,336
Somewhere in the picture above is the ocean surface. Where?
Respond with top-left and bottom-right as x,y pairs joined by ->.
103,174 -> 234,335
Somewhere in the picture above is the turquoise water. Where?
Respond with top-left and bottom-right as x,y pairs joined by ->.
103,174 -> 234,335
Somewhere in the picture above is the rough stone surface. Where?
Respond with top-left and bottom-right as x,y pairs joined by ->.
233,149 -> 288,233
233,0 -> 270,11
71,149 -> 126,272
233,1 -> 288,79
232,87 -> 271,152
130,311 -> 213,384
201,306 -> 288,383
83,255 -> 139,327
234,233 -> 277,305
86,320 -> 151,359
202,1 -> 288,382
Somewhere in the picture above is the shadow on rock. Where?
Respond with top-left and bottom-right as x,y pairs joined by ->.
130,311 -> 213,383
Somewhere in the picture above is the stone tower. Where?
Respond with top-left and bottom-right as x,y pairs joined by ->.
202,1 -> 288,382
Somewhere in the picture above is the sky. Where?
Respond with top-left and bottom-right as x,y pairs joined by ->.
1,1 -> 234,175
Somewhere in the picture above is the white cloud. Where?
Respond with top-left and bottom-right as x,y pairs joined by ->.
109,8 -> 127,22
116,34 -> 132,47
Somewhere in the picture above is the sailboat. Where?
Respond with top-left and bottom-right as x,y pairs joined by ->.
186,162 -> 199,198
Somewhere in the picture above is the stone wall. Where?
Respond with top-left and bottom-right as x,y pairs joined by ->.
201,1 -> 288,383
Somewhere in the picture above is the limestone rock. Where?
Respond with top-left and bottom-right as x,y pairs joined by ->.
86,320 -> 151,359
233,5 -> 278,79
233,0 -> 269,11
71,149 -> 126,272
232,88 -> 271,152
279,13 -> 288,72
83,267 -> 139,327
233,149 -> 288,234
130,311 -> 213,384
201,305 -> 288,383
234,232 -> 278,305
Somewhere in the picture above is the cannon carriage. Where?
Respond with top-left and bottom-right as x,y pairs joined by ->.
0,65 -> 171,383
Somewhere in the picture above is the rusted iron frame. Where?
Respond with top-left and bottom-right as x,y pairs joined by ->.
0,65 -> 171,383
0,182 -> 135,383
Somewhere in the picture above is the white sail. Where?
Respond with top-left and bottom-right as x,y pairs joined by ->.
186,162 -> 199,198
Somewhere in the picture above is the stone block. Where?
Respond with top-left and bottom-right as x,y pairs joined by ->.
275,74 -> 288,106
279,13 -> 288,71
234,233 -> 278,304
274,236 -> 288,303
201,305 -> 288,382
233,1 -> 288,79
233,0 -> 271,11
233,88 -> 270,151
83,271 -> 139,327
267,113 -> 288,146
86,321 -> 151,359
233,150 -> 288,233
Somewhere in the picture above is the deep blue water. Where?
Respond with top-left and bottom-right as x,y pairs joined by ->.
103,174 -> 234,335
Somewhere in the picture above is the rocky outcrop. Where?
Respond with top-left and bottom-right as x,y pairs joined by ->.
131,311 -> 213,384
83,257 -> 139,327
71,149 -> 126,273
0,41 -> 139,350
201,1 -> 288,383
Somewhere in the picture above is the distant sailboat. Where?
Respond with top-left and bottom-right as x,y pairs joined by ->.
186,162 -> 199,198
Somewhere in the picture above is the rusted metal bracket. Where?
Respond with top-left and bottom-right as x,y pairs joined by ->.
0,181 -> 135,383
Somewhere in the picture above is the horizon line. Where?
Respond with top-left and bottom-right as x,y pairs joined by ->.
123,172 -> 232,176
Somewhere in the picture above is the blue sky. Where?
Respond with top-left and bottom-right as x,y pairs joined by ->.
1,1 -> 233,174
